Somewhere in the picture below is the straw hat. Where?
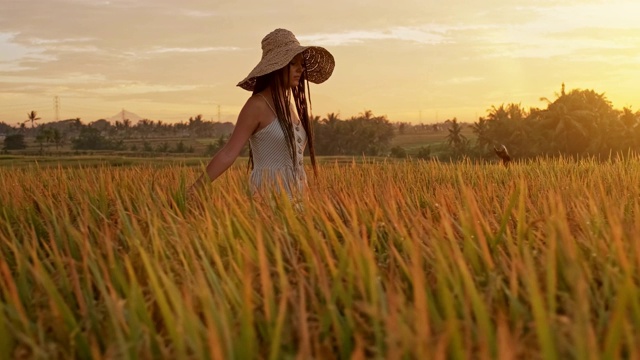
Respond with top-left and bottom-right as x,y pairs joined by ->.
237,28 -> 335,91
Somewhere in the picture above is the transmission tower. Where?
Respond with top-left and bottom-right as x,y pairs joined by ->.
54,96 -> 60,121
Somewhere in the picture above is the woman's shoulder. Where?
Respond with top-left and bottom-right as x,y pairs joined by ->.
238,94 -> 274,124
243,94 -> 271,111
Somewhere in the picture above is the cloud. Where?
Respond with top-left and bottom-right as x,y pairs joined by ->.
0,72 -> 107,85
0,62 -> 34,72
88,82 -> 202,95
480,37 -> 635,60
0,33 -> 37,61
439,77 -> 485,85
1,33 -> 100,59
1,0 -> 640,123
59,0 -> 147,9
29,37 -> 95,45
298,26 -> 452,46
461,2 -> 640,61
147,46 -> 240,54
0,32 -> 60,72
179,9 -> 220,18
515,2 -> 640,30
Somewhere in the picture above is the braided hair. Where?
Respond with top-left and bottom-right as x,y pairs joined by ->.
249,59 -> 318,177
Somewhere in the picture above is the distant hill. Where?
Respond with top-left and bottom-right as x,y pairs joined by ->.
105,110 -> 144,123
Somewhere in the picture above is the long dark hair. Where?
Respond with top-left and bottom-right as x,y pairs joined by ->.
249,60 -> 318,177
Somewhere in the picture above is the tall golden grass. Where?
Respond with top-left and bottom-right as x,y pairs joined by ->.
1,157 -> 640,359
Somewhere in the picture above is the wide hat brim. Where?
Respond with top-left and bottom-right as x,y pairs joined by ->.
237,45 -> 335,91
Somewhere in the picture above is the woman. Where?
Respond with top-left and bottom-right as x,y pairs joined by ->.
188,28 -> 335,200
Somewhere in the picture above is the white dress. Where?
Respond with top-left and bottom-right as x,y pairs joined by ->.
248,95 -> 308,198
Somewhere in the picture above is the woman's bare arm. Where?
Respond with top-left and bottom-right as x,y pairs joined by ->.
188,97 -> 263,192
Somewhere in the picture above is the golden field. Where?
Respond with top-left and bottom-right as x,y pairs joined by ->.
1,157 -> 640,359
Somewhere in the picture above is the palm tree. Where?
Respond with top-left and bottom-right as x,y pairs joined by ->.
471,117 -> 491,152
445,118 -> 467,154
315,113 -> 341,155
538,85 -> 617,155
540,99 -> 593,154
27,111 -> 41,128
619,107 -> 637,128
188,114 -> 204,138
35,132 -> 46,152
324,112 -> 339,123
611,107 -> 639,151
52,129 -> 64,150
121,118 -> 131,138
483,103 -> 535,156
359,110 -> 373,120
156,120 -> 164,136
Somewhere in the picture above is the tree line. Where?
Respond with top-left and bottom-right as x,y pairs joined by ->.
312,110 -> 395,156
3,84 -> 640,160
1,111 -> 396,156
457,84 -> 640,160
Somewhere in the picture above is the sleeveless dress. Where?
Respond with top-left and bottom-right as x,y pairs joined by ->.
248,95 -> 308,199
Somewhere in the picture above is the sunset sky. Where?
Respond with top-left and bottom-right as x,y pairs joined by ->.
1,0 -> 639,126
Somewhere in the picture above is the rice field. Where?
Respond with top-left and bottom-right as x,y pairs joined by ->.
1,157 -> 640,359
